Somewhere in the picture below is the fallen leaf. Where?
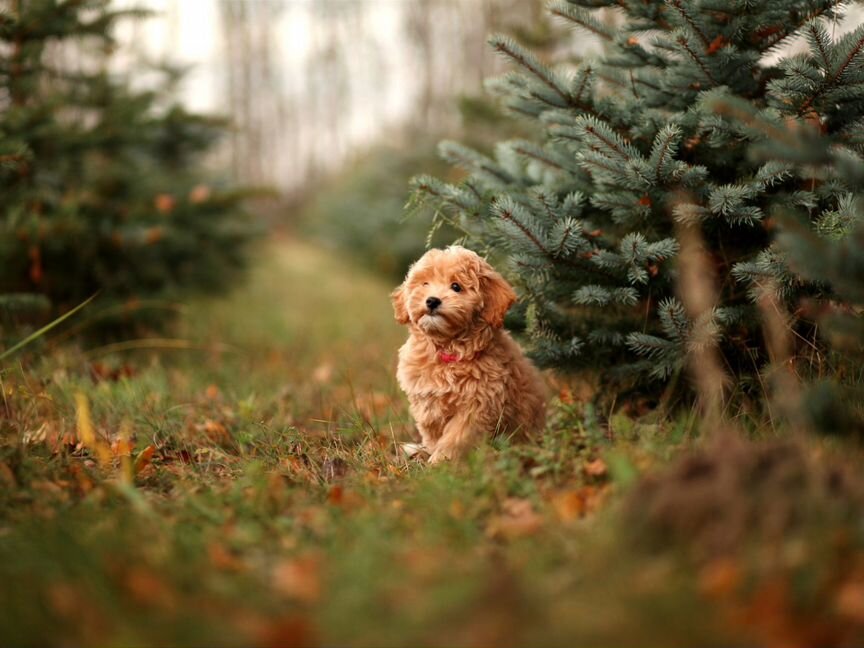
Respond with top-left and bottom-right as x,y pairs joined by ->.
550,487 -> 601,522
836,580 -> 864,623
363,468 -> 387,484
281,455 -> 315,482
123,566 -> 176,606
486,498 -> 543,539
111,438 -> 134,457
272,556 -> 321,603
202,419 -> 232,445
699,557 -> 742,599
208,543 -> 245,572
133,445 -> 155,476
327,485 -> 363,510
312,363 -> 333,384
75,393 -> 111,468
67,463 -> 95,495
584,458 -> 608,478
256,616 -> 317,648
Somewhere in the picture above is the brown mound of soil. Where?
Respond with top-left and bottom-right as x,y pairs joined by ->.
626,435 -> 864,559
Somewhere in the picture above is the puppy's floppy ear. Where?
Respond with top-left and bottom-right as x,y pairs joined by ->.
481,268 -> 516,328
391,284 -> 410,325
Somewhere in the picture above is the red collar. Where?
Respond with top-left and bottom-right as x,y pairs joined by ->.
438,351 -> 460,363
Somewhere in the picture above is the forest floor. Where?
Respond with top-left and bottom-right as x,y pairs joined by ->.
1,237 -> 863,648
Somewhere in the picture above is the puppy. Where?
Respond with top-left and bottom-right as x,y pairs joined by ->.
391,246 -> 546,463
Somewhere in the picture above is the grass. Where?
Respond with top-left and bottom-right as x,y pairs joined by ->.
2,237 -> 863,648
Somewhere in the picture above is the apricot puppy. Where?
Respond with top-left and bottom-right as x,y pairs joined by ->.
391,246 -> 546,463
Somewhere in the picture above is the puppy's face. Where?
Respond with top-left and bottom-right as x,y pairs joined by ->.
391,246 -> 516,337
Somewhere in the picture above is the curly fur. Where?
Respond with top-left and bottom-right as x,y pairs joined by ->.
391,246 -> 546,463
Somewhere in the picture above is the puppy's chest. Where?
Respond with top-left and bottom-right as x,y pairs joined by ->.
407,366 -> 469,394
403,363 -> 502,411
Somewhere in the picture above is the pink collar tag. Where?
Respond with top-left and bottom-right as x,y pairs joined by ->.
438,351 -> 460,363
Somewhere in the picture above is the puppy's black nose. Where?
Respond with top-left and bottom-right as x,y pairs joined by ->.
426,296 -> 442,311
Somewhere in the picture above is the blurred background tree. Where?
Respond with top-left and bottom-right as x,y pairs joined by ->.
288,1 -> 565,280
718,95 -> 864,437
298,141 -> 457,280
413,0 -> 864,406
0,0 -> 257,341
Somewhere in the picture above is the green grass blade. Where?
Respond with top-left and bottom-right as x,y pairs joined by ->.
0,293 -> 98,363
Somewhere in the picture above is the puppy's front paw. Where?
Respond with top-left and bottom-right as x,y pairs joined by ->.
428,447 -> 452,464
401,442 -> 430,461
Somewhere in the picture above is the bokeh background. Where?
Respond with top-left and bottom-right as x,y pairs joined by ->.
107,0 -> 602,277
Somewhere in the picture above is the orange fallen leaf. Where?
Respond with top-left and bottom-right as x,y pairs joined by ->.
550,487 -> 600,522
699,557 -> 742,599
68,463 -> 95,495
123,566 -> 176,606
836,580 -> 864,623
256,616 -> 317,648
327,484 -> 363,509
133,445 -> 155,476
208,543 -> 245,572
272,556 -> 321,603
584,458 -> 608,478
202,419 -> 231,444
486,498 -> 543,539
112,438 -> 134,457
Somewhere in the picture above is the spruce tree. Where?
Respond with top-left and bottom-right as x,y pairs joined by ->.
0,0 -> 257,340
720,94 -> 864,434
412,0 -> 864,396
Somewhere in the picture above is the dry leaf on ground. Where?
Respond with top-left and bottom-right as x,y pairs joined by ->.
584,458 -> 608,478
272,556 -> 321,603
486,498 -> 543,539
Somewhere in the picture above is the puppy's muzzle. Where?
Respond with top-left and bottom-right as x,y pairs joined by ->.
425,296 -> 442,312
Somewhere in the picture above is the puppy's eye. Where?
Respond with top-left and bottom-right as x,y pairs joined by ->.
423,282 -> 429,286
450,282 -> 462,293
